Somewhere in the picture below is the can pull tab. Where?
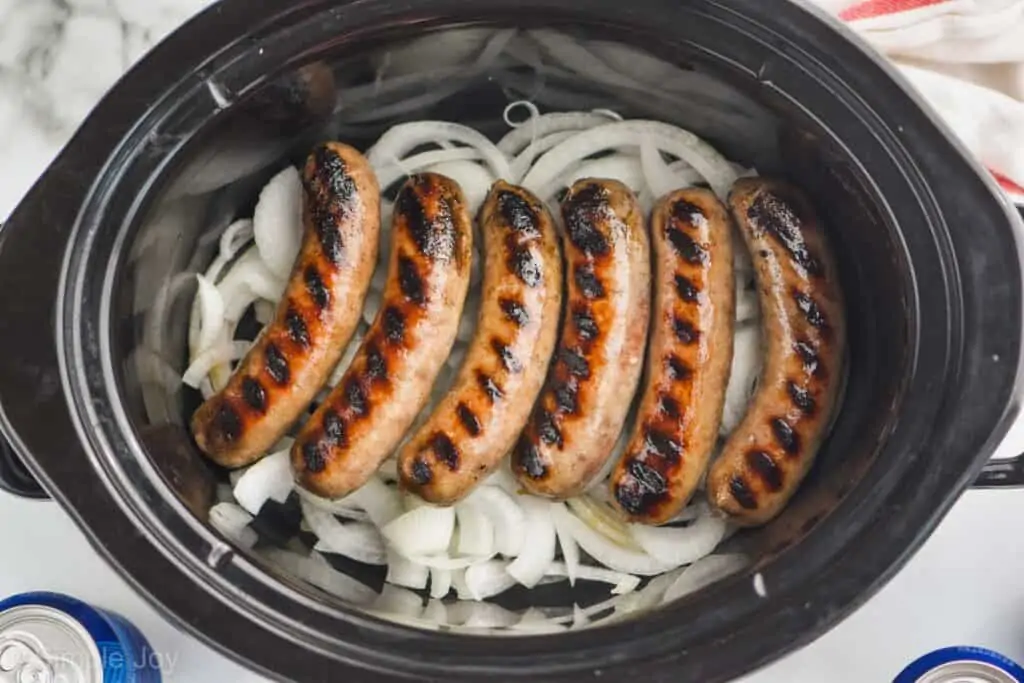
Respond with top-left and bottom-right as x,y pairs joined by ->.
0,436 -> 47,500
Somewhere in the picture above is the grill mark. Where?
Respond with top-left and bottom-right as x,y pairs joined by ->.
492,339 -> 523,373
509,244 -> 542,287
559,347 -> 591,379
729,475 -> 758,509
537,411 -> 564,448
499,298 -> 530,327
574,264 -> 605,299
430,432 -> 460,470
215,404 -> 242,441
562,183 -> 611,256
285,308 -> 311,348
304,266 -> 330,310
671,199 -> 706,226
398,177 -> 457,261
674,274 -> 700,302
456,403 -> 481,436
398,255 -> 426,305
497,190 -> 540,236
572,308 -> 600,341
659,395 -> 681,418
666,226 -> 708,265
410,457 -> 432,485
673,317 -> 699,344
517,440 -> 547,479
313,145 -> 356,202
553,380 -> 579,414
316,218 -> 344,265
241,377 -> 267,412
383,306 -> 406,343
365,343 -> 387,381
794,340 -> 820,375
344,378 -> 368,417
748,191 -> 821,276
323,410 -> 346,446
793,291 -> 827,329
265,344 -> 290,385
746,450 -> 783,491
771,418 -> 800,455
477,372 -> 503,402
615,459 -> 669,515
302,441 -> 326,473
787,381 -> 816,415
645,427 -> 682,462
665,355 -> 692,381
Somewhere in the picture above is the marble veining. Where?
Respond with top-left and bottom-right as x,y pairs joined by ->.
0,0 -> 213,217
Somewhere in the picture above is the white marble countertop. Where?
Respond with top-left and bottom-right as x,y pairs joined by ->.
3,2 -> 1024,681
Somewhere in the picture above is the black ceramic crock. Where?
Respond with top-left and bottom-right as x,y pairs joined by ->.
1,0 -> 1023,681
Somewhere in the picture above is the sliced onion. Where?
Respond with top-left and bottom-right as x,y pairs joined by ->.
382,505 -> 456,558
455,501 -> 495,557
628,511 -> 728,566
374,147 -> 483,191
422,599 -> 449,625
510,130 -> 577,182
296,490 -> 370,522
510,608 -> 568,634
336,476 -> 403,528
182,341 -> 250,388
302,499 -> 387,565
194,274 -> 225,353
640,136 -> 687,199
506,498 -> 556,588
209,502 -> 258,549
217,249 -> 287,321
405,555 -> 484,571
368,121 -> 511,181
545,561 -> 641,595
261,548 -> 376,604
554,504 -> 675,576
219,218 -> 255,259
662,553 -> 748,603
721,321 -> 762,436
430,568 -> 453,600
386,549 -> 431,590
233,449 -> 293,515
254,299 -> 275,325
463,486 -> 526,557
497,111 -> 616,156
565,495 -> 639,550
521,120 -> 737,199
551,504 -> 581,586
464,560 -> 517,600
253,166 -> 303,279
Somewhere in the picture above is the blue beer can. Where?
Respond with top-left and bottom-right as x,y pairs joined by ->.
896,646 -> 1024,682
0,592 -> 162,682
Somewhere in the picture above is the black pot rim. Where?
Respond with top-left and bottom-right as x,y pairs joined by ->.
0,1 -> 1020,682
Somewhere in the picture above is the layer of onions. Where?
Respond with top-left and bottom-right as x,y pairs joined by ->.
181,104 -> 760,617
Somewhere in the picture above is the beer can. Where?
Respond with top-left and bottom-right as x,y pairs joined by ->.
896,645 -> 1024,682
0,591 -> 162,682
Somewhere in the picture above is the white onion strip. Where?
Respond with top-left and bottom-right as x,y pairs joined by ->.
182,341 -> 250,388
553,505 -> 676,576
506,498 -> 556,588
374,147 -> 484,191
628,512 -> 730,566
367,121 -> 512,181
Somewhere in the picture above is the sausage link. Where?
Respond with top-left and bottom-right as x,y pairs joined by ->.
191,143 -> 380,468
611,188 -> 735,524
292,173 -> 473,499
706,178 -> 846,526
512,179 -> 651,498
399,181 -> 563,504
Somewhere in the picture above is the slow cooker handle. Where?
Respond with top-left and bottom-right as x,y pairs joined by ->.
974,457 -> 1024,488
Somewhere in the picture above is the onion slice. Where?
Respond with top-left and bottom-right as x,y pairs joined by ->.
552,503 -> 580,586
367,121 -> 511,181
662,553 -> 748,603
506,498 -> 556,588
302,499 -> 387,565
455,502 -> 495,558
628,511 -> 729,566
233,449 -> 293,515
382,505 -> 456,558
545,562 -> 641,595
253,166 -> 303,280
182,341 -> 250,388
464,560 -> 517,600
430,568 -> 453,600
554,504 -> 676,576
464,486 -> 526,557
385,550 -> 431,590
209,502 -> 258,548
497,111 -> 616,156
374,147 -> 483,191
521,120 -> 737,198
194,274 -> 225,353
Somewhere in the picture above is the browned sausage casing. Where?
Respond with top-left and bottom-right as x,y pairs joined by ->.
292,173 -> 473,499
191,143 -> 380,468
398,181 -> 563,505
707,178 -> 846,527
512,179 -> 651,499
611,188 -> 735,525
